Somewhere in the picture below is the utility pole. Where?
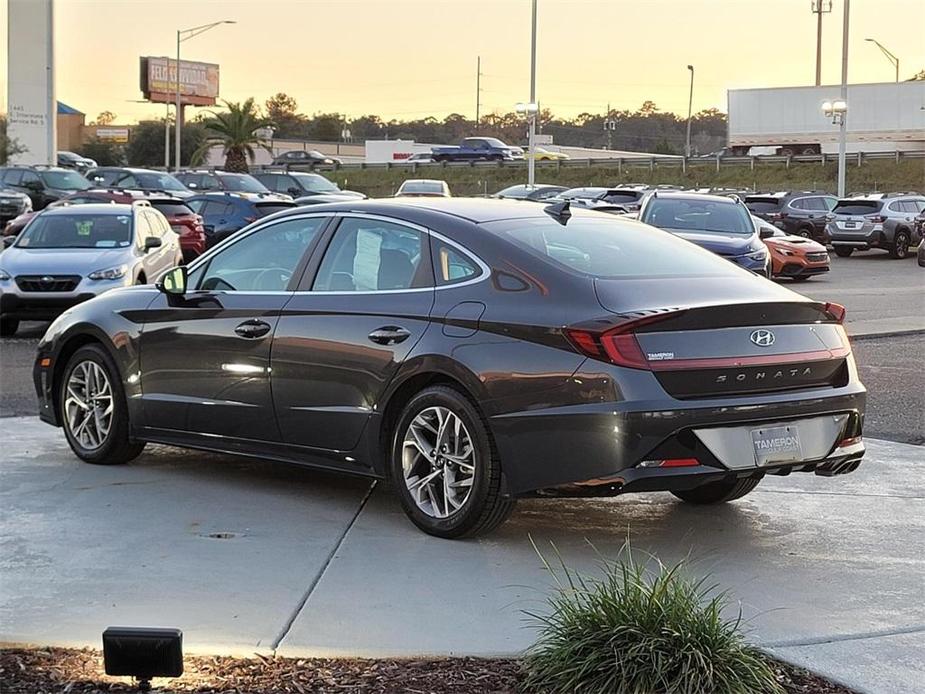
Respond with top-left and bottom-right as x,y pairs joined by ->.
475,56 -> 481,130
685,65 -> 694,157
865,38 -> 899,82
812,1 -> 832,86
837,0 -> 849,197
528,0 -> 537,188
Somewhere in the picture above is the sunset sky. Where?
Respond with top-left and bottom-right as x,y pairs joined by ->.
2,0 -> 924,124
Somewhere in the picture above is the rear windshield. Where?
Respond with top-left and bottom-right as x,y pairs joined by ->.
254,202 -> 297,217
151,201 -> 194,216
401,181 -> 444,194
833,200 -> 882,214
220,174 -> 269,193
482,216 -> 742,279
16,213 -> 132,249
562,188 -> 606,200
602,191 -> 643,204
641,198 -> 755,235
745,197 -> 783,212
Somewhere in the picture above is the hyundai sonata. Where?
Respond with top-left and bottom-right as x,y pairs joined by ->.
33,199 -> 866,538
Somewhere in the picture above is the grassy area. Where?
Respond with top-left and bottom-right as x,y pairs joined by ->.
329,158 -> 925,198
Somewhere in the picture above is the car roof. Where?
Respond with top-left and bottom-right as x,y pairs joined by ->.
41,203 -> 136,215
648,191 -> 739,204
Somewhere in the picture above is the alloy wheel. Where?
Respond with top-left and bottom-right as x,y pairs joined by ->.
402,406 -> 476,519
64,360 -> 114,450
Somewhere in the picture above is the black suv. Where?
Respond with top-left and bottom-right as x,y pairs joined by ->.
745,191 -> 837,242
0,166 -> 92,210
84,167 -> 193,199
176,170 -> 278,196
254,171 -> 364,200
186,192 -> 297,248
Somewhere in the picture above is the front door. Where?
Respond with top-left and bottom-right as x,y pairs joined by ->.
137,214 -> 329,441
271,215 -> 435,452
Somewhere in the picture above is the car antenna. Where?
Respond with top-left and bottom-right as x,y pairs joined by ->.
544,200 -> 571,225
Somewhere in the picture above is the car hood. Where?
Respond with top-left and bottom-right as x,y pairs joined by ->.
0,246 -> 132,276
665,230 -> 759,256
765,236 -> 827,252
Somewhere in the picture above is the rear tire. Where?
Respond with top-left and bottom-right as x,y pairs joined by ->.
834,247 -> 854,257
797,228 -> 812,239
890,231 -> 910,259
390,385 -> 515,539
672,475 -> 762,504
0,317 -> 19,337
60,344 -> 145,465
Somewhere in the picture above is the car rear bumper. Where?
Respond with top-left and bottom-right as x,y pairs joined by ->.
490,386 -> 866,496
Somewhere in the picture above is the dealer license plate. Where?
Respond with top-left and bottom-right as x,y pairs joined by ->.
751,425 -> 803,466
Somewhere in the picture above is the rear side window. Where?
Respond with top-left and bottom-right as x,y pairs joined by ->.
745,197 -> 782,212
432,240 -> 480,285
483,217 -> 742,279
833,200 -> 882,215
313,218 -> 430,292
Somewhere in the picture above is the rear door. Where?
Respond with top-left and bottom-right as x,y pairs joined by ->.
137,214 -> 330,440
270,214 -> 435,452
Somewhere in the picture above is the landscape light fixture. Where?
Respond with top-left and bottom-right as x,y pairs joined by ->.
822,99 -> 848,125
103,626 -> 183,691
515,102 -> 539,115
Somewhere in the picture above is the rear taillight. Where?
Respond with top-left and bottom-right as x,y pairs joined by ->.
566,311 -> 683,370
865,214 -> 887,224
767,212 -> 783,220
824,302 -> 847,323
638,458 -> 699,468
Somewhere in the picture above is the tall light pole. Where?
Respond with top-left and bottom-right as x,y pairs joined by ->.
175,20 -> 235,172
685,65 -> 694,158
475,56 -> 482,130
812,1 -> 832,86
865,38 -> 899,82
837,0 -> 850,197
527,0 -> 538,187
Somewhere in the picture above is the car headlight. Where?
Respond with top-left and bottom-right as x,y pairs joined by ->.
744,250 -> 768,261
0,268 -> 10,281
778,248 -> 796,257
88,264 -> 128,280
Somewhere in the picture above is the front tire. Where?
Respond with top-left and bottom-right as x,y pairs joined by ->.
890,231 -> 910,259
671,475 -> 762,504
390,385 -> 515,538
60,344 -> 145,465
0,317 -> 19,337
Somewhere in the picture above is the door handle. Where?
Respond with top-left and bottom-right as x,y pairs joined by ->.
234,320 -> 271,339
368,326 -> 411,345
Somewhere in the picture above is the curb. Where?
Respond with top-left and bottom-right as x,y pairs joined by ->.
848,328 -> 925,341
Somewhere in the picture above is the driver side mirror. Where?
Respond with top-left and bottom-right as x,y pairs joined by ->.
758,227 -> 775,239
288,187 -> 301,197
2,235 -> 16,247
156,265 -> 188,296
144,236 -> 163,252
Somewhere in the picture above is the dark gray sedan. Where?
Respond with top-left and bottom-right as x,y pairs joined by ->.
33,199 -> 866,538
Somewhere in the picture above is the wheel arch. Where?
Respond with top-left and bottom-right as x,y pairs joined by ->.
50,327 -> 117,424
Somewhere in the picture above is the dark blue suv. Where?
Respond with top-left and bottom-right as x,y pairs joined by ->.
186,192 -> 297,248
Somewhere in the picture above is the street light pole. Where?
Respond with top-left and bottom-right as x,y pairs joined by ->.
865,38 -> 899,82
837,0 -> 850,198
174,20 -> 235,172
685,65 -> 694,158
527,0 -> 537,187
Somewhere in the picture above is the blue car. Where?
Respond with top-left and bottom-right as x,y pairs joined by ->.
186,192 -> 297,248
639,192 -> 771,276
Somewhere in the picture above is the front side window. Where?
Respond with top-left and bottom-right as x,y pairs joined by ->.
196,217 -> 326,292
313,218 -> 429,292
16,213 -> 133,249
3,169 -> 23,185
641,198 -> 754,235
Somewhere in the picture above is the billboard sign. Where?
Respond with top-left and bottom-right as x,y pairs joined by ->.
95,127 -> 130,143
7,0 -> 56,164
140,57 -> 220,106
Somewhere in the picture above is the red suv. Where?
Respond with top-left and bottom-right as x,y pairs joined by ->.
146,198 -> 206,262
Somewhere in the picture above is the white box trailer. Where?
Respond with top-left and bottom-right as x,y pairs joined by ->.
727,82 -> 925,156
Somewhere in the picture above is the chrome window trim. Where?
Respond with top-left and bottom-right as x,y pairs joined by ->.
299,211 -> 491,295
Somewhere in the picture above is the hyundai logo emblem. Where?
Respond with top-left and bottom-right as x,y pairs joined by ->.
750,329 -> 775,347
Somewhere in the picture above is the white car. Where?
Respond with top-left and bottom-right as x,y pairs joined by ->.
394,179 -> 451,198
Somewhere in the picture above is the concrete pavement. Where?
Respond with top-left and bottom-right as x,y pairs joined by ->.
1,417 -> 923,693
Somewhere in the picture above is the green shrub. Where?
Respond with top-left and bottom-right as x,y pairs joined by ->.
523,542 -> 784,694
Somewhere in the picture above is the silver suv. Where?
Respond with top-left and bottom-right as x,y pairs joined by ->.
828,192 -> 925,259
0,202 -> 182,336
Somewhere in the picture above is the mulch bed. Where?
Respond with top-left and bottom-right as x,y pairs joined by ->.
0,647 -> 855,693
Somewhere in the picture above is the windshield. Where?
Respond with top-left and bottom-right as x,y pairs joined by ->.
135,172 -> 187,191
39,170 -> 91,191
221,174 -> 270,193
292,173 -> 340,193
833,200 -> 882,215
400,181 -> 444,194
641,198 -> 755,235
483,217 -> 741,279
15,213 -> 132,249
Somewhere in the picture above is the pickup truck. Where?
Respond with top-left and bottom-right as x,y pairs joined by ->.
431,137 -> 523,163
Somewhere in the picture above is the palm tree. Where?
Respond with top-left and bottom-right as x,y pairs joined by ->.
193,98 -> 273,172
